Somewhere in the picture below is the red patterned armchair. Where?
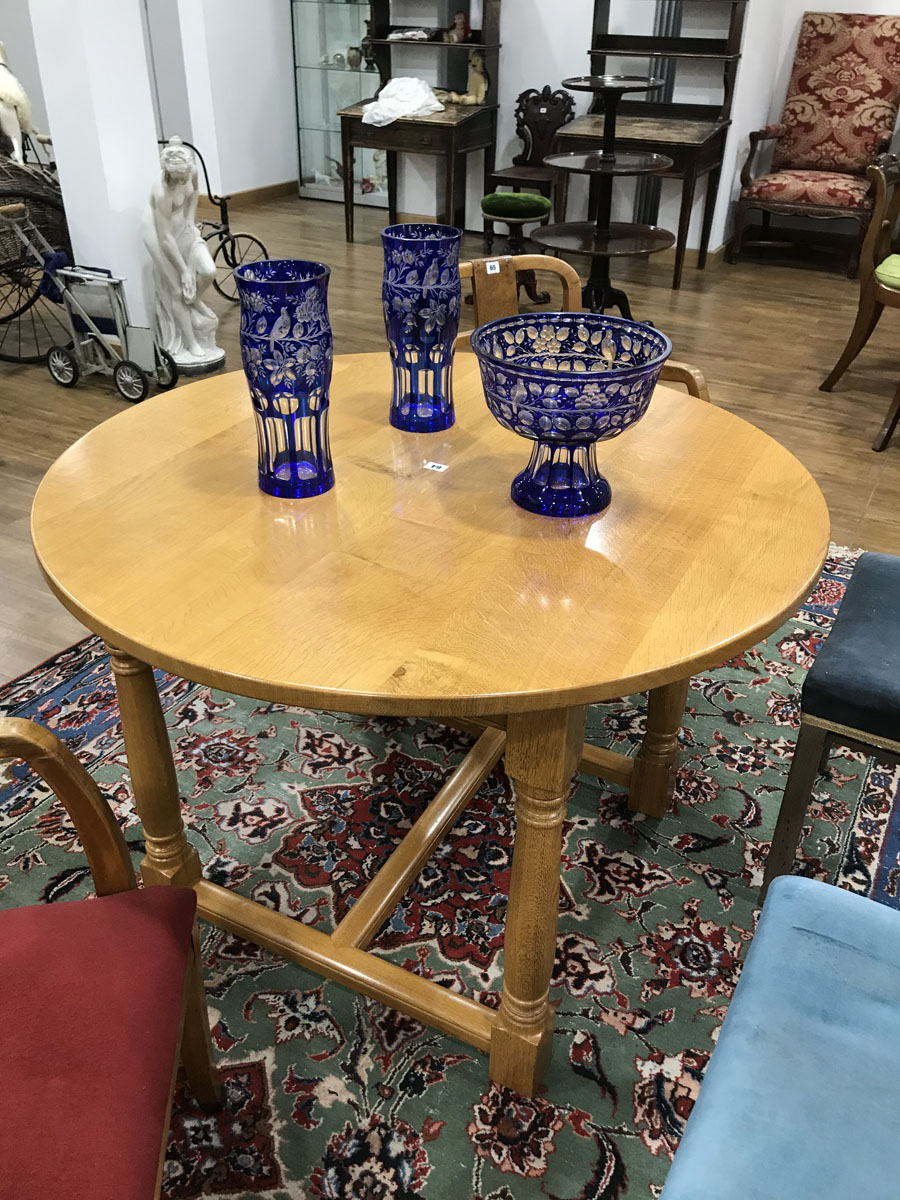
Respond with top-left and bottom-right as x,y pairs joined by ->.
730,11 -> 900,274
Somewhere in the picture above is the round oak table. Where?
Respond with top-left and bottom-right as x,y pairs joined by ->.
31,352 -> 830,1096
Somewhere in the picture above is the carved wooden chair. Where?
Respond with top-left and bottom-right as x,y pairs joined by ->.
0,717 -> 221,1200
484,85 -> 575,251
730,12 -> 900,276
821,154 -> 900,451
457,254 -> 711,401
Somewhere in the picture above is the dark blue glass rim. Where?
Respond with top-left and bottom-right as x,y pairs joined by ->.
381,223 -> 463,243
470,311 -> 673,380
235,259 -> 331,286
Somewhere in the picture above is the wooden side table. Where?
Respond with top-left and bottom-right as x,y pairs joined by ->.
554,114 -> 731,289
338,102 -> 498,241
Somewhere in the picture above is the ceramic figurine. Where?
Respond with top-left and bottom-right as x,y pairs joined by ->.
362,20 -> 377,71
443,10 -> 470,43
373,149 -> 388,192
347,46 -> 362,70
143,137 -> 224,371
0,41 -> 37,164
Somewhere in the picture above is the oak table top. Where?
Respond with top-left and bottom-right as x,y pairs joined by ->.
31,352 -> 830,719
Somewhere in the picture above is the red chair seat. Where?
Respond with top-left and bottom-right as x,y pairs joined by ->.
742,169 -> 872,210
1,887 -> 197,1200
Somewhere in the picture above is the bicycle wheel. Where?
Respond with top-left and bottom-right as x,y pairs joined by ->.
213,233 -> 268,302
0,181 -> 72,363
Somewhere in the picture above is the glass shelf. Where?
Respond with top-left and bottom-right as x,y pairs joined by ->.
293,0 -> 387,208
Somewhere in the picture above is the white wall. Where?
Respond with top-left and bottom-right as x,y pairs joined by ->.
144,0 -> 193,141
198,0 -> 297,194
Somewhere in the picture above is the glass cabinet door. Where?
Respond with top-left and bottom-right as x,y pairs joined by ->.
293,0 -> 388,207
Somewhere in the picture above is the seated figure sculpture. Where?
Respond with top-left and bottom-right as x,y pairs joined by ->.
143,137 -> 224,370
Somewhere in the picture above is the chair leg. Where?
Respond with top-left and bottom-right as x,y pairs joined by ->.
728,202 -> 751,264
873,376 -> 900,451
483,219 -> 495,254
820,293 -> 883,391
180,923 -> 223,1112
847,213 -> 868,279
516,269 -> 551,306
760,721 -> 829,904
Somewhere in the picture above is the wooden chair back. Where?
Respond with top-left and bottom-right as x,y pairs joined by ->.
457,255 -> 711,402
0,717 -> 136,895
511,86 -> 575,168
458,254 -> 581,336
771,12 -> 900,175
862,152 -> 900,298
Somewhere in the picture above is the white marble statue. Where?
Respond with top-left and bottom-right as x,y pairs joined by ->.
0,41 -> 36,164
143,136 -> 224,370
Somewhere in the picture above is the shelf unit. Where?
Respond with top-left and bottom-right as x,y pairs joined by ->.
291,0 -> 387,207
368,0 -> 502,108
590,0 -> 747,122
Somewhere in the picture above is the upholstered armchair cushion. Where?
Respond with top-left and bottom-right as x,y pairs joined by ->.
771,12 -> 900,174
874,253 -> 900,289
743,169 -> 873,209
3,886 -> 198,1200
801,552 -> 900,744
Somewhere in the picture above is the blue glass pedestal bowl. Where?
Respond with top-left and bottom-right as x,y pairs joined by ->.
471,312 -> 672,517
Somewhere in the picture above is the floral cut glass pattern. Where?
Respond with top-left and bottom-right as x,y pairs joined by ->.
472,312 -> 672,517
381,223 -> 462,432
235,259 -> 334,499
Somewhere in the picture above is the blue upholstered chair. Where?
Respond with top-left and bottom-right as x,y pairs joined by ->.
762,551 -> 900,903
660,875 -> 900,1199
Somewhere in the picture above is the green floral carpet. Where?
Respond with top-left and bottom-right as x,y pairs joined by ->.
1,547 -> 897,1199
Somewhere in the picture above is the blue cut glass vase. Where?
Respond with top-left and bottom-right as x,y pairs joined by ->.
472,312 -> 672,518
235,259 -> 334,499
381,223 -> 462,433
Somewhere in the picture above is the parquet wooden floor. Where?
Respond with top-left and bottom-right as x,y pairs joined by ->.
1,196 -> 897,681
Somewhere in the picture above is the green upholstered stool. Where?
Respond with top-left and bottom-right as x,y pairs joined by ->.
481,192 -> 552,254
480,193 -> 554,307
874,252 -> 900,288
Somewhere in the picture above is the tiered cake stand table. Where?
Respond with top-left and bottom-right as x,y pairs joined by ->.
532,76 -> 675,317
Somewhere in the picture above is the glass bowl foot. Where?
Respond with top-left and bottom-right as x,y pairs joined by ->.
510,441 -> 611,518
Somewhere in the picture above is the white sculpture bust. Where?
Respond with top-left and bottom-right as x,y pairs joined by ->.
143,136 -> 224,370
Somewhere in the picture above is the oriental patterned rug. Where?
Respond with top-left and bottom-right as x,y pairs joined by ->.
2,546 -> 898,1200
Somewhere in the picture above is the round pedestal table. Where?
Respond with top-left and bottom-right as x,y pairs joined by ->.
31,352 -> 830,1097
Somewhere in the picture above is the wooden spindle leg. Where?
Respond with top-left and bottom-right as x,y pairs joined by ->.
629,676 -> 691,818
106,644 -> 201,887
489,705 -> 585,1095
180,922 -> 224,1111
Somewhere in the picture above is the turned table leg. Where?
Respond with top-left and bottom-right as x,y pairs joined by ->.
106,645 -> 201,887
628,676 -> 690,818
490,705 -> 585,1095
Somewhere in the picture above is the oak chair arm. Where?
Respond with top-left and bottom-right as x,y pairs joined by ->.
0,717 -> 137,896
740,125 -> 787,190
659,361 -> 711,403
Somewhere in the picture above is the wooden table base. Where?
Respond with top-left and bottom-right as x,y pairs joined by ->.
108,646 -> 688,1096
